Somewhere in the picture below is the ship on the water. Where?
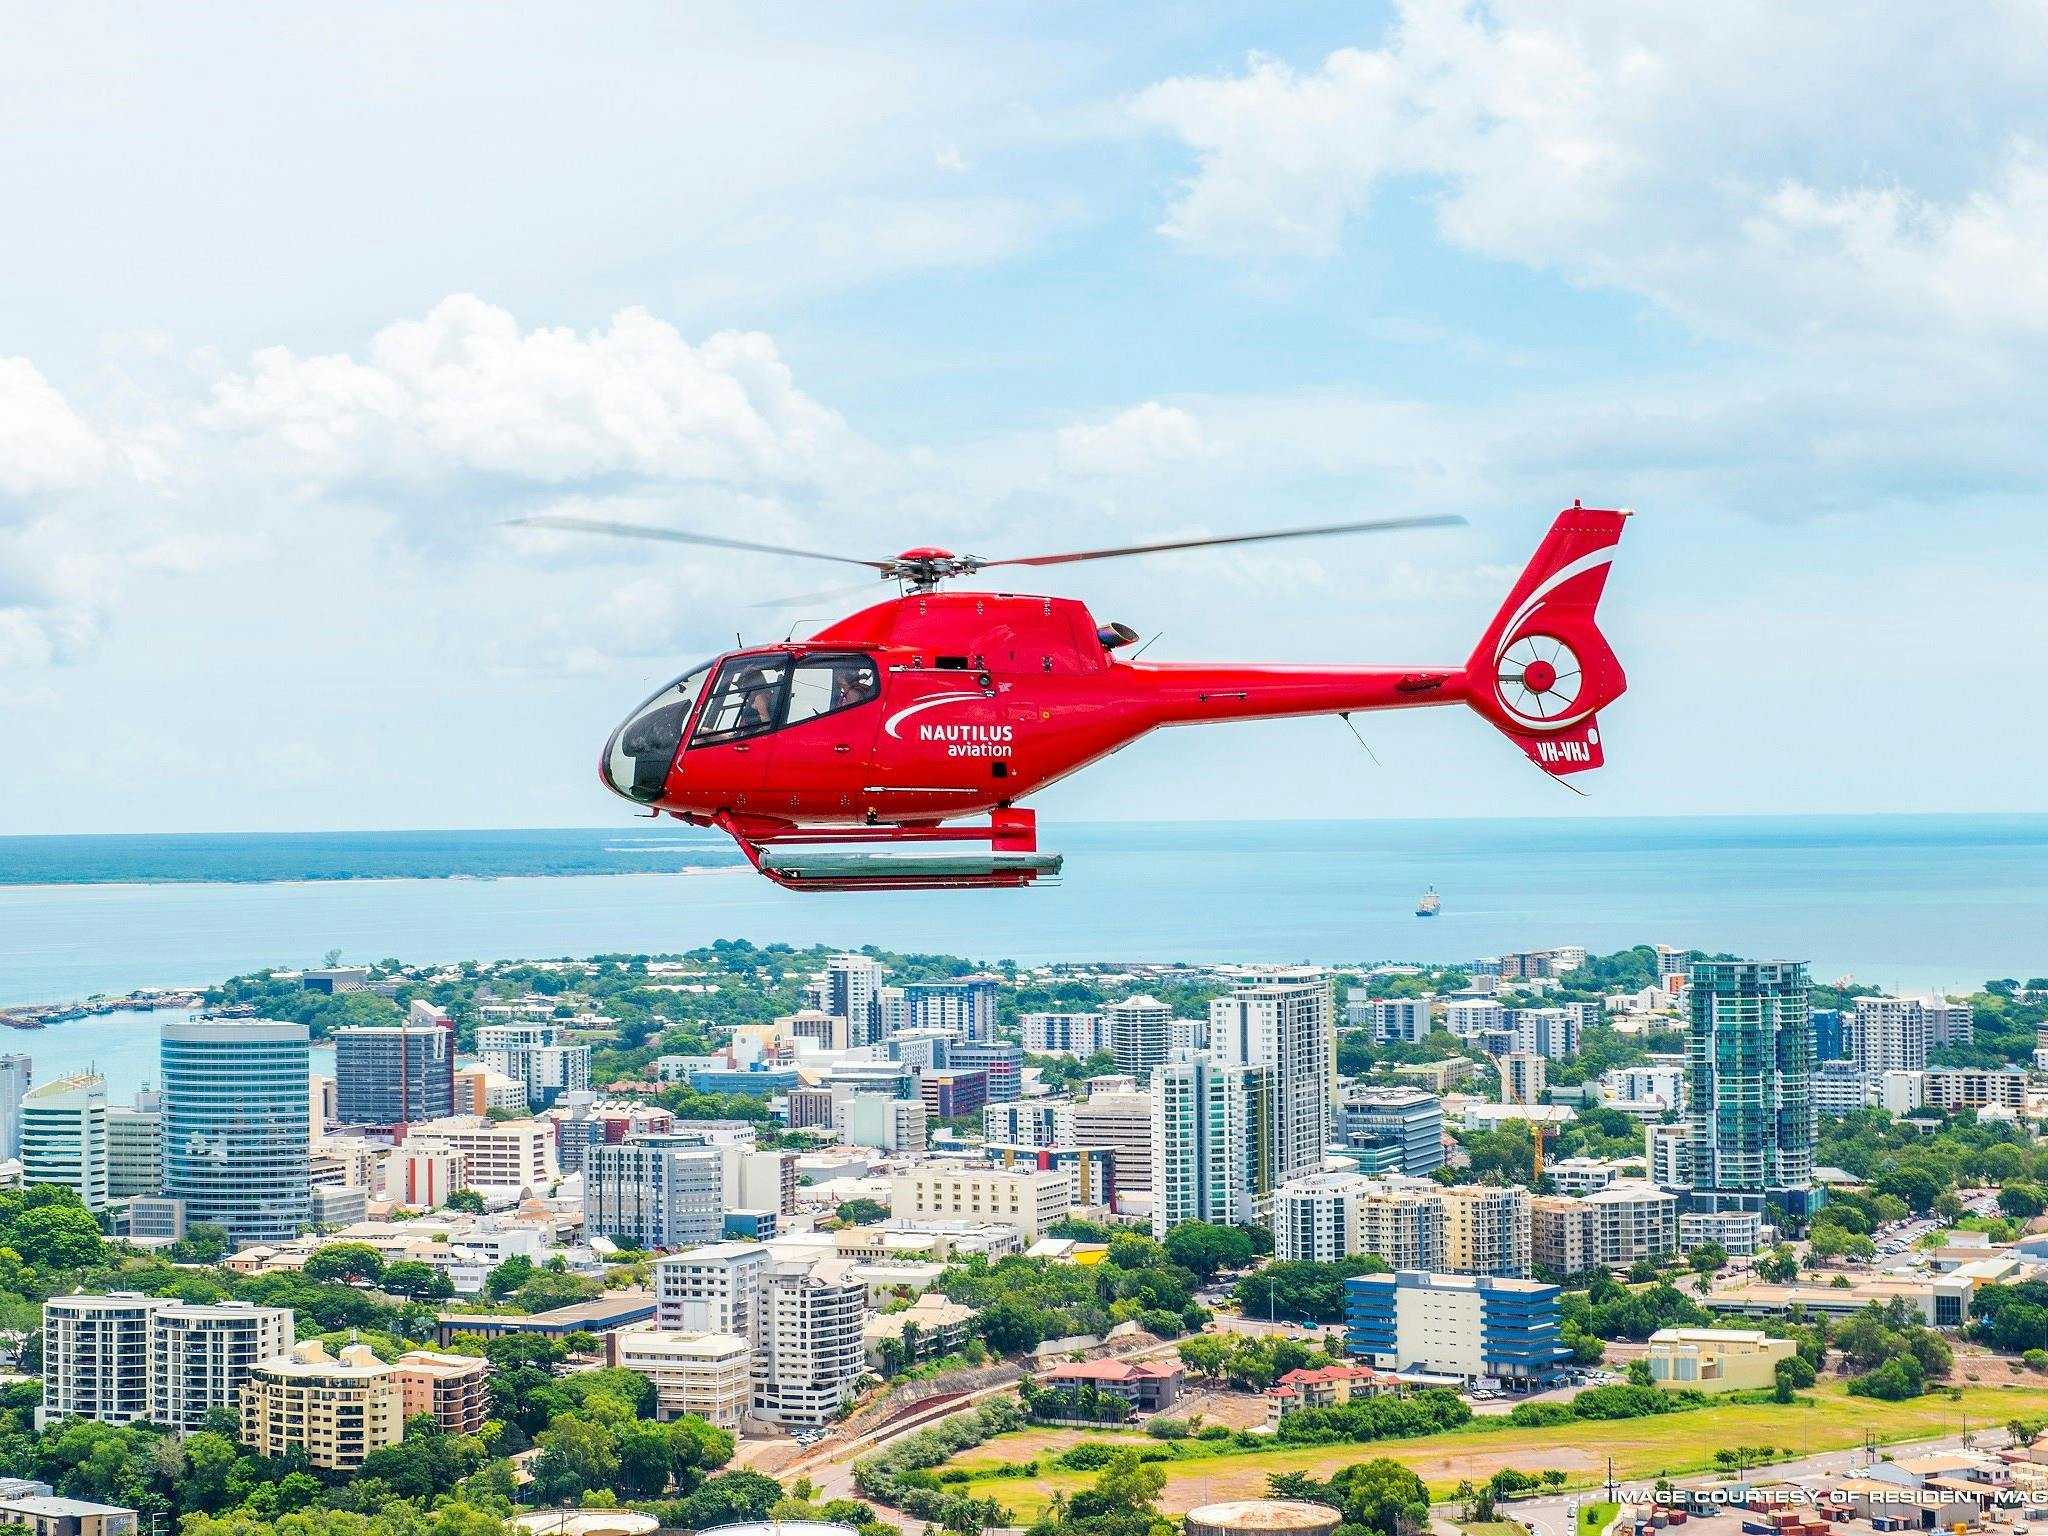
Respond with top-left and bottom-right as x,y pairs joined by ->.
1415,886 -> 1441,917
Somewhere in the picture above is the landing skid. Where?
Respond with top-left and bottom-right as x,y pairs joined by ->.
712,809 -> 1062,892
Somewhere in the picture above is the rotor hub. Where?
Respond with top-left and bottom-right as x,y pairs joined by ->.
1521,658 -> 1558,694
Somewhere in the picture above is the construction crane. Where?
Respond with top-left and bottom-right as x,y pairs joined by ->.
1484,1049 -> 1558,1180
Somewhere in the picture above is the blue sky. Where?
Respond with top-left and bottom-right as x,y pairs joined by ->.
2,1 -> 2045,834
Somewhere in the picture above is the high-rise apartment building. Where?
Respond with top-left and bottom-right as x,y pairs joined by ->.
1438,1183 -> 1532,1277
1686,960 -> 1818,1216
1646,1122 -> 1692,1188
1105,995 -> 1172,1078
1530,1195 -> 1598,1277
751,1261 -> 866,1427
475,1024 -> 589,1112
1209,980 -> 1330,1189
823,954 -> 886,1046
334,1021 -> 455,1130
392,1350 -> 491,1434
1019,1012 -> 1109,1058
1273,1172 -> 1448,1268
654,1242 -> 770,1336
984,1102 -> 1074,1148
905,976 -> 1001,1042
1150,1055 -> 1267,1235
1443,1000 -> 1507,1037
40,1294 -> 164,1426
148,1300 -> 293,1431
1366,998 -> 1431,1044
1500,1052 -> 1546,1106
241,1342 -> 401,1470
1073,1090 -> 1154,1196
1335,1086 -> 1445,1177
1581,1181 -> 1679,1265
162,1019 -> 311,1244
1510,1007 -> 1581,1060
0,1056 -> 31,1161
1848,996 -> 1930,1074
21,1075 -> 109,1211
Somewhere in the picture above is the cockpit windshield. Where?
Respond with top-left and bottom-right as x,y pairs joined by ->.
602,664 -> 710,802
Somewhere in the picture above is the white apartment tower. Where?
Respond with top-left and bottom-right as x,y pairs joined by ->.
149,1300 -> 294,1431
1150,1055 -> 1267,1236
1209,979 -> 1330,1189
751,1261 -> 867,1427
1849,996 -> 1931,1074
41,1293 -> 164,1425
21,1074 -> 109,1211
824,954 -> 886,1047
654,1242 -> 770,1339
1105,995 -> 1173,1079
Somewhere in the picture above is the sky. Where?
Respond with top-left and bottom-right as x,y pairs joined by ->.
3,1 -> 2047,835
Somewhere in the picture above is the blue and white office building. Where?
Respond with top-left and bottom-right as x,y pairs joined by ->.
1344,1270 -> 1569,1390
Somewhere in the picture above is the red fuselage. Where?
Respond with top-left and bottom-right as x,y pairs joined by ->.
601,589 -> 1471,833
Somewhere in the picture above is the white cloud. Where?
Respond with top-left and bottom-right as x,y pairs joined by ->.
1133,2 -> 2048,352
1055,402 -> 1208,476
0,359 -> 104,497
200,295 -> 851,487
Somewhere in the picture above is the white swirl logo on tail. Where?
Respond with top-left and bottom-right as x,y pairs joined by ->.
1491,549 -> 1611,731
883,691 -> 988,739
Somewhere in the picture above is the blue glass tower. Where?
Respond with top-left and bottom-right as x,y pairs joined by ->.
162,1018 -> 311,1245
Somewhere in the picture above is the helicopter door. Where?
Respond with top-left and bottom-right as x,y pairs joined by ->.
681,655 -> 789,813
772,653 -> 882,816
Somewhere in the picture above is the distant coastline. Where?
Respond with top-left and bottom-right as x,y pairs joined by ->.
2,813 -> 2043,888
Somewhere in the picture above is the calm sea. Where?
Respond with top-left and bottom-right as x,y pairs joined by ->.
1,819 -> 2043,1030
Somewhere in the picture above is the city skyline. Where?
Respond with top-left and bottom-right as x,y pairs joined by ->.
4,4 -> 2046,834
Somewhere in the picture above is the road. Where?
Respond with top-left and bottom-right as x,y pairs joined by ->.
777,1333 -> 1190,1524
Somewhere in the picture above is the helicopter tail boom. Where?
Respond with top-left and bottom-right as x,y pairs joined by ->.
1463,503 -> 1630,775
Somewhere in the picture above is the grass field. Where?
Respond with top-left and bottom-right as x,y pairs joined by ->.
947,1380 -> 2048,1520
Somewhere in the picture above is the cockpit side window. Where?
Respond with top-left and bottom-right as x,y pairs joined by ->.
691,657 -> 791,746
784,653 -> 880,727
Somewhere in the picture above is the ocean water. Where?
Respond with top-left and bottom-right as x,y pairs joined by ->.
8,1009 -> 338,1102
1,817 -> 2043,1017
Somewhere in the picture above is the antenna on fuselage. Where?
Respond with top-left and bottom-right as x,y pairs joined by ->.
1338,711 -> 1381,768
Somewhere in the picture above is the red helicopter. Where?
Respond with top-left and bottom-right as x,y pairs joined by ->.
530,503 -> 1630,890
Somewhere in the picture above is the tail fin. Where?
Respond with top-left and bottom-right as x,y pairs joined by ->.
1465,504 -> 1630,776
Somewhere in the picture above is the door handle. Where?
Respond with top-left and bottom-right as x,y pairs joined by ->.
834,745 -> 851,753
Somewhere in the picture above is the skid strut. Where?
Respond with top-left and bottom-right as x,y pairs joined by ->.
712,809 -> 1061,892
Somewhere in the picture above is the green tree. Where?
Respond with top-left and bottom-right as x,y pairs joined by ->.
9,1205 -> 105,1270
1160,1222 -> 1254,1282
381,1261 -> 455,1300
304,1243 -> 387,1285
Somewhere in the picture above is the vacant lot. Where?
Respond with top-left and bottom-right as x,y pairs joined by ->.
950,1380 -> 2048,1520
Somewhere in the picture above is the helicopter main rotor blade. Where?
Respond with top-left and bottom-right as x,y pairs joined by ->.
746,578 -> 894,610
971,513 -> 1467,570
509,514 -> 895,572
